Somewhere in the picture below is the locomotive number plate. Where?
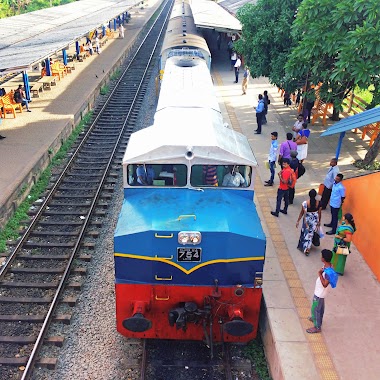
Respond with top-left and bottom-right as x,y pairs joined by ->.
177,248 -> 202,262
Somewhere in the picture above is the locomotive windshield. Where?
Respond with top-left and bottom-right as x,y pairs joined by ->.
191,165 -> 251,188
127,164 -> 187,186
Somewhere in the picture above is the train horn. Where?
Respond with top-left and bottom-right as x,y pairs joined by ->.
122,301 -> 152,333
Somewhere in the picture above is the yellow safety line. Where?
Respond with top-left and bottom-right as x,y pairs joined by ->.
115,253 -> 264,275
213,70 -> 340,380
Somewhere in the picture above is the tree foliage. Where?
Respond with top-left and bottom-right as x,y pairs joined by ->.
235,0 -> 302,87
286,0 -> 380,114
0,0 -> 76,18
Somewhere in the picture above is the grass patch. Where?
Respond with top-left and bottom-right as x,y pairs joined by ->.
100,85 -> 110,95
245,338 -> 272,380
110,69 -> 121,81
0,112 -> 92,252
353,159 -> 380,171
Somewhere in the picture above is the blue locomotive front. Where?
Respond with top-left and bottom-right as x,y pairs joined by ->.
114,51 -> 266,342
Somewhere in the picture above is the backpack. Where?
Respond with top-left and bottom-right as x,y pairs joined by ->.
297,162 -> 306,178
288,169 -> 297,188
14,89 -> 21,102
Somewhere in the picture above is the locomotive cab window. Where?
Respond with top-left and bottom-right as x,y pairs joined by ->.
127,164 -> 187,186
190,165 -> 252,188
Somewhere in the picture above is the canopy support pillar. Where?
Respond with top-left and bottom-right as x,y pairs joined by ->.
75,41 -> 80,58
62,49 -> 68,66
22,71 -> 31,101
45,58 -> 51,76
335,131 -> 346,160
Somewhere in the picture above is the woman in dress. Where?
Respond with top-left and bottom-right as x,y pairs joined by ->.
296,189 -> 321,256
295,122 -> 310,162
332,213 -> 356,275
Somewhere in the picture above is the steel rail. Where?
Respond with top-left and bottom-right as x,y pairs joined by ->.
14,1 -> 174,379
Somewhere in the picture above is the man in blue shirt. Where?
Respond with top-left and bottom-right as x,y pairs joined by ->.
136,164 -> 155,185
324,173 -> 346,234
321,158 -> 339,209
254,94 -> 265,134
264,132 -> 278,186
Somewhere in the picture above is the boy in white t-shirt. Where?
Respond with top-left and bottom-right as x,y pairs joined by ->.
307,249 -> 337,334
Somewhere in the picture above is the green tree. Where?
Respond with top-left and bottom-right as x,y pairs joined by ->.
286,0 -> 380,120
235,0 -> 302,87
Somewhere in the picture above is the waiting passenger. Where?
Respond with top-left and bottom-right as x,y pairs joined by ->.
202,165 -> 218,186
14,85 -> 31,112
222,166 -> 245,187
136,164 -> 155,185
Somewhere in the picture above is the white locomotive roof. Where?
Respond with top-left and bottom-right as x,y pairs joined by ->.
161,0 -> 210,57
123,57 -> 257,166
156,57 -> 219,113
122,114 -> 257,166
191,0 -> 242,33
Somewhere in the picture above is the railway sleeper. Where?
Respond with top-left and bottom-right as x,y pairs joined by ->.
0,280 -> 82,289
1,252 -> 91,262
30,210 -> 106,216
0,336 -> 64,347
10,267 -> 86,274
30,230 -> 99,238
0,295 -> 77,306
0,356 -> 57,369
0,313 -> 72,324
31,220 -> 102,226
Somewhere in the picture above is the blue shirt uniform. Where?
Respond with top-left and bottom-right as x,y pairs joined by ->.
330,181 -> 346,208
268,140 -> 278,162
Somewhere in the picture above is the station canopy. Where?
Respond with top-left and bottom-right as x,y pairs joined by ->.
190,0 -> 242,33
320,107 -> 380,137
0,0 -> 137,73
218,0 -> 256,16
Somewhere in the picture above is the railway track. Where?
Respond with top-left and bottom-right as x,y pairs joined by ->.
137,340 -> 254,380
0,1 -> 173,379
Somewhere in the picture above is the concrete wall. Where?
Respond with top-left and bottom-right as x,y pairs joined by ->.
342,172 -> 380,281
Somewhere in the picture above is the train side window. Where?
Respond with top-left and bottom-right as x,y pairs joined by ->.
127,164 -> 187,186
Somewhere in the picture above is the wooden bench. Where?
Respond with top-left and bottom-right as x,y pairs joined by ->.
360,122 -> 380,147
311,99 -> 333,126
31,82 -> 44,98
0,92 -> 23,118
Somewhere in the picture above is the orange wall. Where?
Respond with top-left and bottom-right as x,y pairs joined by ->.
343,172 -> 380,281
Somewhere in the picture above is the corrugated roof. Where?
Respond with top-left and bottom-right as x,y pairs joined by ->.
320,107 -> 380,137
191,0 -> 241,32
218,0 -> 256,15
0,0 -> 137,72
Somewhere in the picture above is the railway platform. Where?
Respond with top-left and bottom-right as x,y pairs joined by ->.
0,3 -> 379,379
0,0 -> 162,228
211,40 -> 380,380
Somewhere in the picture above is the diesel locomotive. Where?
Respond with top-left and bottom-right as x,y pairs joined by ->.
114,0 -> 266,345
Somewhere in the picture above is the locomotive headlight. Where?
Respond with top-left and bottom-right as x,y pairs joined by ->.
178,231 -> 201,245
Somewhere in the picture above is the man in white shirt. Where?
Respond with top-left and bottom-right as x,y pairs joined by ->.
321,158 -> 339,209
234,56 -> 242,83
292,114 -> 304,139
264,132 -> 279,186
222,166 -> 245,187
306,249 -> 334,334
